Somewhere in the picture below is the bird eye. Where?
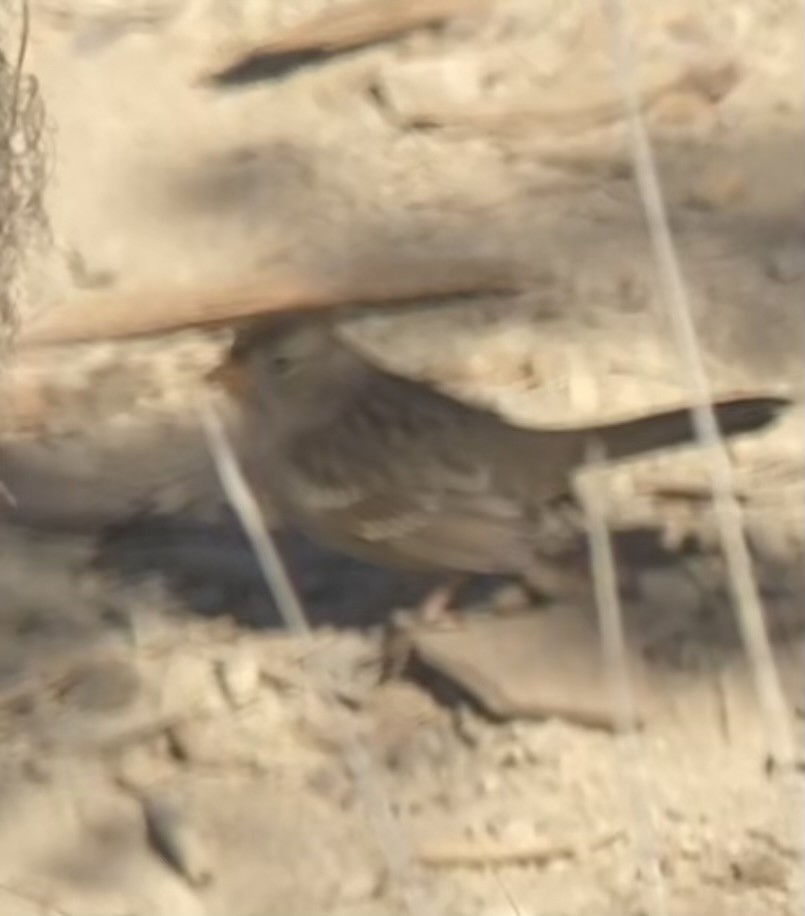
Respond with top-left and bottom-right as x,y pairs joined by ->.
270,352 -> 295,375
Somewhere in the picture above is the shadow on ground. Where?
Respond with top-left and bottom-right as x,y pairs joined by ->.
93,512 -> 805,657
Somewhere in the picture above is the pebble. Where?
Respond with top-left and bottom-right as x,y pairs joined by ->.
375,54 -> 484,121
167,719 -> 220,765
216,651 -> 262,708
141,793 -> 213,888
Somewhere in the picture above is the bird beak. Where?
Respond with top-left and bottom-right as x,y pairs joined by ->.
207,358 -> 254,397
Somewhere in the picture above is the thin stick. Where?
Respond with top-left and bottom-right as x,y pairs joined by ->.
578,464 -> 669,916
417,829 -> 622,868
600,0 -> 795,770
199,406 -> 308,637
202,0 -> 497,83
198,402 -> 434,916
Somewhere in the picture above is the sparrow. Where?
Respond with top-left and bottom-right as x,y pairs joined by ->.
208,315 -> 791,601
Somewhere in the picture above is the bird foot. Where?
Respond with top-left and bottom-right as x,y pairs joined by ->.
380,578 -> 467,680
418,575 -> 467,626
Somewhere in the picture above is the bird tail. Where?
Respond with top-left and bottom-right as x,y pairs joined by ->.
585,395 -> 791,462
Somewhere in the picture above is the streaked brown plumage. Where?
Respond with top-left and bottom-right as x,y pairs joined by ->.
0,313 -> 789,600
211,316 -> 790,593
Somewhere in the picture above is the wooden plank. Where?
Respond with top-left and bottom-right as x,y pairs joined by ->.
19,255 -> 521,347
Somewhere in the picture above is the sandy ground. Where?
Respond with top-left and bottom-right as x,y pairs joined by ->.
0,0 -> 803,913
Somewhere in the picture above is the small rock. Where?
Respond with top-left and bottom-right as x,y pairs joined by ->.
141,793 -> 213,887
167,718 -> 232,766
375,54 -> 483,123
411,611 -> 648,729
216,651 -> 262,708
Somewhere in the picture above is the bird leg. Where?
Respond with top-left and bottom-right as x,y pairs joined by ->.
381,574 -> 468,680
418,573 -> 468,625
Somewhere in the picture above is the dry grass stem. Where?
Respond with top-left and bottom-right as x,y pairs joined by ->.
601,0 -> 795,772
578,462 -> 669,916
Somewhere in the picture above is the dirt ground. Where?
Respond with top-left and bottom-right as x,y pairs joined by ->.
0,0 -> 803,913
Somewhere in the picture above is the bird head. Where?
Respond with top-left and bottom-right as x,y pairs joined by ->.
208,315 -> 368,425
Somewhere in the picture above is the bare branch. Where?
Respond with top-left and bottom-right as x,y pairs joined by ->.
201,0 -> 499,84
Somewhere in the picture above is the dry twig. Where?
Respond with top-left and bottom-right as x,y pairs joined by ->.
202,0 -> 498,84
578,461 -> 669,916
417,829 -> 622,868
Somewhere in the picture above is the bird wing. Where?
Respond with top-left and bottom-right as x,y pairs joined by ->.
272,373 -> 584,573
279,444 -> 538,573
